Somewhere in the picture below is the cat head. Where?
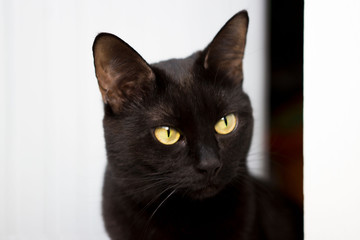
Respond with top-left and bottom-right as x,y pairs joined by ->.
93,11 -> 253,200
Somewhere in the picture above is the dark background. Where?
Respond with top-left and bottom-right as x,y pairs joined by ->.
269,0 -> 304,207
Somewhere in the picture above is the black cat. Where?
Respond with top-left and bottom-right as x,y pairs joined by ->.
92,10 -> 303,240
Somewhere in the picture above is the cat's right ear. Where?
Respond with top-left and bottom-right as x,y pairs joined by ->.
92,33 -> 155,114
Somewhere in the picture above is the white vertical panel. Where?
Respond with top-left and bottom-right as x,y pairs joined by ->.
0,0 -> 7,236
0,0 -> 267,239
242,1 -> 269,177
304,0 -> 360,239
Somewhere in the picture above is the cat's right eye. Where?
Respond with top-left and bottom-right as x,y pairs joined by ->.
154,126 -> 181,145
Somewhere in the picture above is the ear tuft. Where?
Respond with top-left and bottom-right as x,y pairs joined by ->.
92,33 -> 155,114
204,10 -> 249,85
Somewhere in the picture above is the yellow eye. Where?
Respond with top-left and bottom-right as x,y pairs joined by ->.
154,126 -> 181,145
214,114 -> 237,135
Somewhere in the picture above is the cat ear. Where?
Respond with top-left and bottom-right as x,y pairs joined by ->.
92,33 -> 155,114
204,10 -> 249,85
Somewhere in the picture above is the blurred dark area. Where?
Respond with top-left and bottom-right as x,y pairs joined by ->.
269,0 -> 304,207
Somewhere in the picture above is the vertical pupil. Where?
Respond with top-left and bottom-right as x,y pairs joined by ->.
167,127 -> 170,137
223,116 -> 228,126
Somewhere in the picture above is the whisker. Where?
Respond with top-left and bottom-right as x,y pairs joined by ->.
141,186 -> 179,240
141,184 -> 177,213
149,188 -> 177,220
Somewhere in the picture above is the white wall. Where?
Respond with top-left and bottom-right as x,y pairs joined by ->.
304,0 -> 360,239
0,1 -> 268,239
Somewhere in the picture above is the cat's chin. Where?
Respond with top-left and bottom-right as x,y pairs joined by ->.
187,184 -> 224,200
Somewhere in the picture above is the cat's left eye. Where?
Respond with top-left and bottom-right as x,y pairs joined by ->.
154,126 -> 181,145
214,113 -> 237,135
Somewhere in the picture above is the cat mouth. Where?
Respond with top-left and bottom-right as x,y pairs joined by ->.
189,183 -> 222,200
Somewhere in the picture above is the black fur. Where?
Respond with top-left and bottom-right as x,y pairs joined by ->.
93,10 -> 303,240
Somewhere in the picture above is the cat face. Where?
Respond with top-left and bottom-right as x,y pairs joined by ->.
93,11 -> 252,200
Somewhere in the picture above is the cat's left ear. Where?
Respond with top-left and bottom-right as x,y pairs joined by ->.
204,10 -> 249,85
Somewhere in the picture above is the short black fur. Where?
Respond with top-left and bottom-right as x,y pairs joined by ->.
93,10 -> 303,240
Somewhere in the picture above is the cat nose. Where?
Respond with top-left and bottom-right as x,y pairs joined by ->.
196,157 -> 222,178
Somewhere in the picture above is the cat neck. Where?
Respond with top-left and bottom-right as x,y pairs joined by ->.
103,170 -> 257,240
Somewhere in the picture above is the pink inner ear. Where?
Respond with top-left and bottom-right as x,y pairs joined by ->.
203,11 -> 248,84
93,33 -> 155,114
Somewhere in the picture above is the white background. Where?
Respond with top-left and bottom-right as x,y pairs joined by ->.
304,0 -> 360,239
0,1 -> 268,239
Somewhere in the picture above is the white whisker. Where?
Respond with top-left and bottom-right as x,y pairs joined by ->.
149,188 -> 176,221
